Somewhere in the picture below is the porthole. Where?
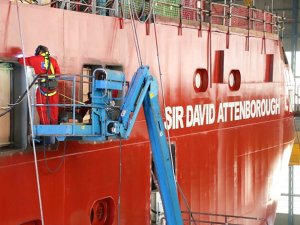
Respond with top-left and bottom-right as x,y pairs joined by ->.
193,69 -> 208,92
229,73 -> 235,87
228,70 -> 241,91
90,197 -> 115,225
195,73 -> 201,89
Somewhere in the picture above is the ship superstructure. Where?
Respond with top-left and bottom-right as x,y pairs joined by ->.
0,0 -> 295,224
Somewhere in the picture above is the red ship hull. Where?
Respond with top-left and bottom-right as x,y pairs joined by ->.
0,1 -> 295,224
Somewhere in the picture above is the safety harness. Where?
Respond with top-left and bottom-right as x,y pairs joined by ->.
38,51 -> 59,124
39,52 -> 58,96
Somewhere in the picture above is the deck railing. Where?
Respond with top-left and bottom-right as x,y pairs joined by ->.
181,210 -> 269,225
46,0 -> 284,35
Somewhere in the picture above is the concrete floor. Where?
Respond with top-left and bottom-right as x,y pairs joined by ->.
275,213 -> 300,225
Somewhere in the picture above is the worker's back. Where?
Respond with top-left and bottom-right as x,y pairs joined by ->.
18,55 -> 60,74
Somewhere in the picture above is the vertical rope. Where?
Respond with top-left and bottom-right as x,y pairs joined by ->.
117,138 -> 123,225
117,79 -> 127,225
153,10 -> 197,225
208,0 -> 212,88
128,0 -> 143,66
16,2 -> 45,225
152,12 -> 175,180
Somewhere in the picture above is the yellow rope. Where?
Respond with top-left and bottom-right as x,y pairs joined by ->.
58,93 -> 86,105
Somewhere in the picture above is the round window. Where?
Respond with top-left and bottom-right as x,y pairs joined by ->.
193,69 -> 208,92
195,73 -> 202,89
228,73 -> 235,87
228,70 -> 241,91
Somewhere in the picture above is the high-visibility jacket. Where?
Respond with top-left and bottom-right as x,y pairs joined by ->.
18,54 -> 61,124
18,54 -> 60,74
18,54 -> 61,96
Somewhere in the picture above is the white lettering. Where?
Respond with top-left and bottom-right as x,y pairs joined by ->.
207,104 -> 215,124
217,103 -> 224,123
175,106 -> 184,129
198,105 -> 205,126
234,101 -> 240,120
186,105 -> 193,128
164,106 -> 172,130
165,98 -> 281,130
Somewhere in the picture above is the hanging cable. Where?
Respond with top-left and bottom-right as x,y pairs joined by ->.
116,77 -> 129,225
117,138 -> 123,225
152,10 -> 177,183
177,184 -> 197,225
131,0 -> 146,21
43,140 -> 67,173
131,0 -> 156,24
153,9 -> 197,225
152,10 -> 174,172
0,75 -> 40,118
128,0 -> 143,66
128,2 -> 195,223
16,2 -> 45,225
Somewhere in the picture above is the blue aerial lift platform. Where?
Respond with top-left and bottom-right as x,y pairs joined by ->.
33,66 -> 183,225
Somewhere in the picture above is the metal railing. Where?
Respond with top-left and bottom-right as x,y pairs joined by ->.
30,73 -> 123,127
41,0 -> 284,35
181,211 -> 268,225
30,74 -> 93,126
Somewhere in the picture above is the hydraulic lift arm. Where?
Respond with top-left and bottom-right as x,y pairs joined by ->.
116,66 -> 183,225
33,66 -> 183,225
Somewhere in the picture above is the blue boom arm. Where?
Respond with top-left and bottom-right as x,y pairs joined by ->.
116,66 -> 183,225
33,66 -> 183,224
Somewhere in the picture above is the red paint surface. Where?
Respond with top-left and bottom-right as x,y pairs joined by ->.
0,1 -> 295,225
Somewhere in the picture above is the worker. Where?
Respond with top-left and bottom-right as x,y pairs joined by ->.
18,45 -> 61,125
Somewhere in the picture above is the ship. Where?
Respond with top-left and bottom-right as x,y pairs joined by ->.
0,0 -> 295,224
